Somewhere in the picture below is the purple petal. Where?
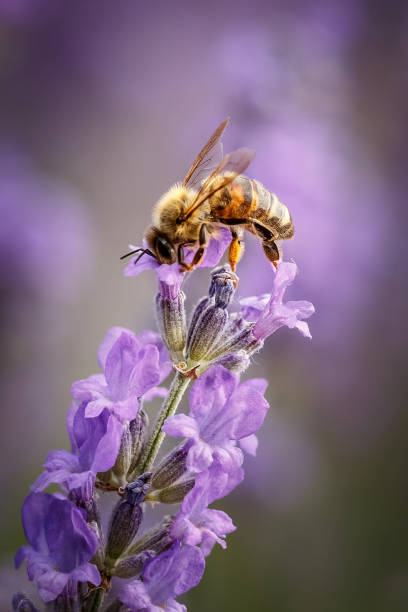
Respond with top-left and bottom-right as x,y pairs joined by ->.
43,450 -> 79,473
186,440 -> 213,473
70,562 -> 101,588
71,375 -> 106,403
105,331 -> 141,401
156,262 -> 185,299
171,516 -> 202,547
142,544 -> 205,603
189,366 -> 238,421
85,398 -> 111,418
253,300 -> 314,340
129,344 -> 161,397
21,493 -> 52,553
137,330 -> 172,375
198,226 -> 231,268
213,445 -> 243,473
111,397 -> 141,422
28,555 -> 69,602
200,508 -> 235,538
162,414 -> 199,439
143,386 -> 169,401
271,261 -> 298,303
239,434 -> 258,456
97,326 -> 133,371
208,460 -> 245,500
240,293 -> 270,321
124,241 -> 160,278
90,415 -> 123,472
230,382 -> 269,440
120,579 -> 151,610
31,468 -> 72,494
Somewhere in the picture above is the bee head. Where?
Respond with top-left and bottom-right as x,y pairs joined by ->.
145,227 -> 177,265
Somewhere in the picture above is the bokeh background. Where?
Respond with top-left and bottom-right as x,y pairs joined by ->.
1,0 -> 408,610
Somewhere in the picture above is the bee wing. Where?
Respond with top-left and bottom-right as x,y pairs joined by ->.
183,147 -> 255,220
183,118 -> 229,189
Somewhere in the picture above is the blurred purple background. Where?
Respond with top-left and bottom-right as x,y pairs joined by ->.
1,1 -> 408,610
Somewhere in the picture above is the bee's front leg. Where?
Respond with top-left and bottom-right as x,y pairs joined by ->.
180,224 -> 209,272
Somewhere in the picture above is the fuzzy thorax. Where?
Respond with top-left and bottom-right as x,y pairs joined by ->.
152,183 -> 210,243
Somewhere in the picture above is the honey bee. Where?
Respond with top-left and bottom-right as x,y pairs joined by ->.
121,118 -> 294,273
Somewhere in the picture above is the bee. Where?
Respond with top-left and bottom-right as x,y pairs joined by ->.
121,118 -> 294,273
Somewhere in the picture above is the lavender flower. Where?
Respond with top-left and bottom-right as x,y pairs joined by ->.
170,469 -> 236,557
119,543 -> 205,612
240,261 -> 315,340
16,246 -> 313,610
15,493 -> 100,603
163,366 -> 269,474
71,327 -> 170,422
31,403 -> 123,501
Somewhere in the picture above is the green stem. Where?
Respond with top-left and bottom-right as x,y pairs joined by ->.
140,372 -> 190,473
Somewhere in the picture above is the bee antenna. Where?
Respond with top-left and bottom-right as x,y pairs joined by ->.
120,248 -> 156,261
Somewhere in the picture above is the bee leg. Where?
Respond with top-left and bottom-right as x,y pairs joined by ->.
177,244 -> 190,271
252,222 -> 281,269
228,227 -> 245,273
181,224 -> 209,272
262,240 -> 281,269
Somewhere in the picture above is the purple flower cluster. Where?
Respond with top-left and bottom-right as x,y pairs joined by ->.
15,234 -> 314,611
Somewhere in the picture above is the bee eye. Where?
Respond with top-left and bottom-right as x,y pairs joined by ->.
155,237 -> 175,263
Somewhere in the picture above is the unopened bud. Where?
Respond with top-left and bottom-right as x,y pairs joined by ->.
111,423 -> 132,485
151,444 -> 188,490
207,324 -> 255,361
112,550 -> 153,578
12,594 -> 38,612
187,306 -> 228,362
155,291 -> 187,363
127,410 -> 149,479
105,474 -> 151,567
186,296 -> 212,348
148,478 -> 195,504
209,264 -> 238,308
127,515 -> 173,556
83,498 -> 104,570
209,350 -> 250,373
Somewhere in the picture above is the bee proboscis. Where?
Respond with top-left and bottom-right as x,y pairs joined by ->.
121,118 -> 294,273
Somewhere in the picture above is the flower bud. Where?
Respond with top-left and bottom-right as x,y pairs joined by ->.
83,498 -> 104,570
127,410 -> 149,479
105,474 -> 151,567
155,291 -> 187,363
209,264 -> 238,308
148,478 -> 195,504
207,324 -> 255,361
111,423 -> 132,485
187,306 -> 228,362
209,350 -> 250,373
186,264 -> 238,365
151,444 -> 188,490
127,515 -> 173,556
186,296 -> 212,347
12,594 -> 38,612
112,550 -> 153,578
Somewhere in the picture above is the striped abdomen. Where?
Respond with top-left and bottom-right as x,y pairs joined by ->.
210,175 -> 294,240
